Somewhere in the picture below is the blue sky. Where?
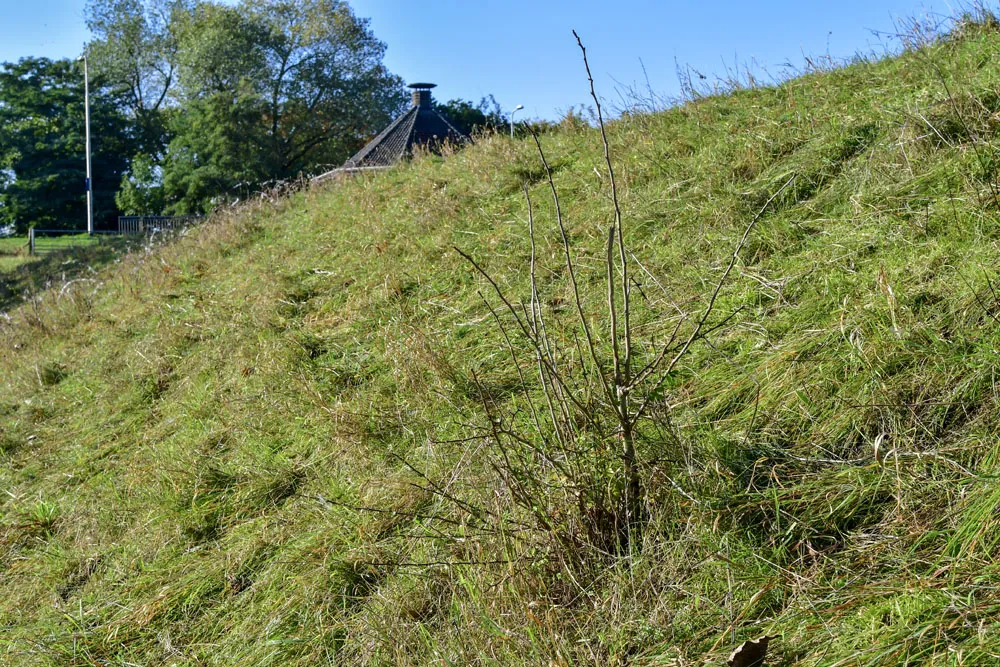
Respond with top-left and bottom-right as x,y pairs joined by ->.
1,0 -> 952,119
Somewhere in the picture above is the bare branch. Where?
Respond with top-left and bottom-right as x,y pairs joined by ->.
634,173 -> 797,421
574,30 -> 632,391
454,245 -> 596,418
530,131 -> 614,404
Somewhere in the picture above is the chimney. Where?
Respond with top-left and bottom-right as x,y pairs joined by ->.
408,82 -> 436,108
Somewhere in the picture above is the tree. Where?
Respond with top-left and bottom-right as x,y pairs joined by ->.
436,95 -> 505,136
244,0 -> 406,175
160,92 -> 270,214
115,152 -> 166,215
0,58 -> 132,232
86,0 -> 191,218
173,1 -> 268,98
84,0 -> 188,156
81,0 -> 407,215
156,0 -> 405,213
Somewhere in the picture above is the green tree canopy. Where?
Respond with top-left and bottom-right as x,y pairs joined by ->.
436,95 -> 506,136
87,0 -> 407,215
84,0 -> 189,157
0,58 -> 132,232
165,0 -> 405,212
160,92 -> 270,214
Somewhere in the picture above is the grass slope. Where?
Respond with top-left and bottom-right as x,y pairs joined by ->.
5,19 -> 1000,665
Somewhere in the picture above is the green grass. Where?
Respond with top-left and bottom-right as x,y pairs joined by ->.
0,234 -> 106,274
0,235 -> 138,313
0,257 -> 27,272
0,236 -> 29,272
5,15 -> 1000,665
28,232 -> 105,254
0,236 -> 27,252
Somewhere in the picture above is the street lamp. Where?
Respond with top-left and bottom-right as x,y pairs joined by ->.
510,104 -> 524,139
77,55 -> 93,235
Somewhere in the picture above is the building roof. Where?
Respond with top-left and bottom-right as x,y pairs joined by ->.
340,83 -> 468,169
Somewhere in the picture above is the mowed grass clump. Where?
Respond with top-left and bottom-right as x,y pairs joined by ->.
6,15 -> 1000,665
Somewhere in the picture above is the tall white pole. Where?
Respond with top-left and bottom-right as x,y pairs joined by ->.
510,104 -> 524,139
82,56 -> 93,235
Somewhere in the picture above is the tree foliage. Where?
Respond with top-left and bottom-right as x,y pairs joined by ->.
160,93 -> 270,213
84,0 -> 188,156
436,95 -> 506,136
0,58 -> 131,232
241,0 -> 407,176
87,0 -> 406,214
115,152 -> 165,215
3,1 -> 455,225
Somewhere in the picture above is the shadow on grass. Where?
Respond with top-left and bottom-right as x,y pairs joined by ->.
0,236 -> 141,313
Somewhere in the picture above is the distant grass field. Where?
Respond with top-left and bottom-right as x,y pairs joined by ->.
0,233 -> 102,253
0,236 -> 30,272
0,233 -> 135,313
0,233 -> 105,280
7,12 -> 1000,666
0,236 -> 27,253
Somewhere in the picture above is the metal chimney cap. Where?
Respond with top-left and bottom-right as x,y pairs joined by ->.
407,82 -> 437,90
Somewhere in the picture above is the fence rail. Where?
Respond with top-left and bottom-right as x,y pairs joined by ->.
26,217 -> 204,256
27,229 -> 118,256
118,215 -> 202,234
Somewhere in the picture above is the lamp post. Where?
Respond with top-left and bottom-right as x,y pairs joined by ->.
77,55 -> 93,235
510,104 -> 524,139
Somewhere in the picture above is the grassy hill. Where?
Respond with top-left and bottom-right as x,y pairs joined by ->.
5,15 -> 1000,665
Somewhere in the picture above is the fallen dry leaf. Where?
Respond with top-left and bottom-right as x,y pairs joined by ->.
727,635 -> 777,667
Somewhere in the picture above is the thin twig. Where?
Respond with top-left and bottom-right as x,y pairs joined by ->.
530,131 -> 613,403
574,30 -> 633,391
634,173 -> 797,421
481,293 -> 541,429
454,245 -> 594,418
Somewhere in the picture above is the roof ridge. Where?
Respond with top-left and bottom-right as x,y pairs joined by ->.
344,106 -> 419,168
429,107 -> 468,144
341,98 -> 469,169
